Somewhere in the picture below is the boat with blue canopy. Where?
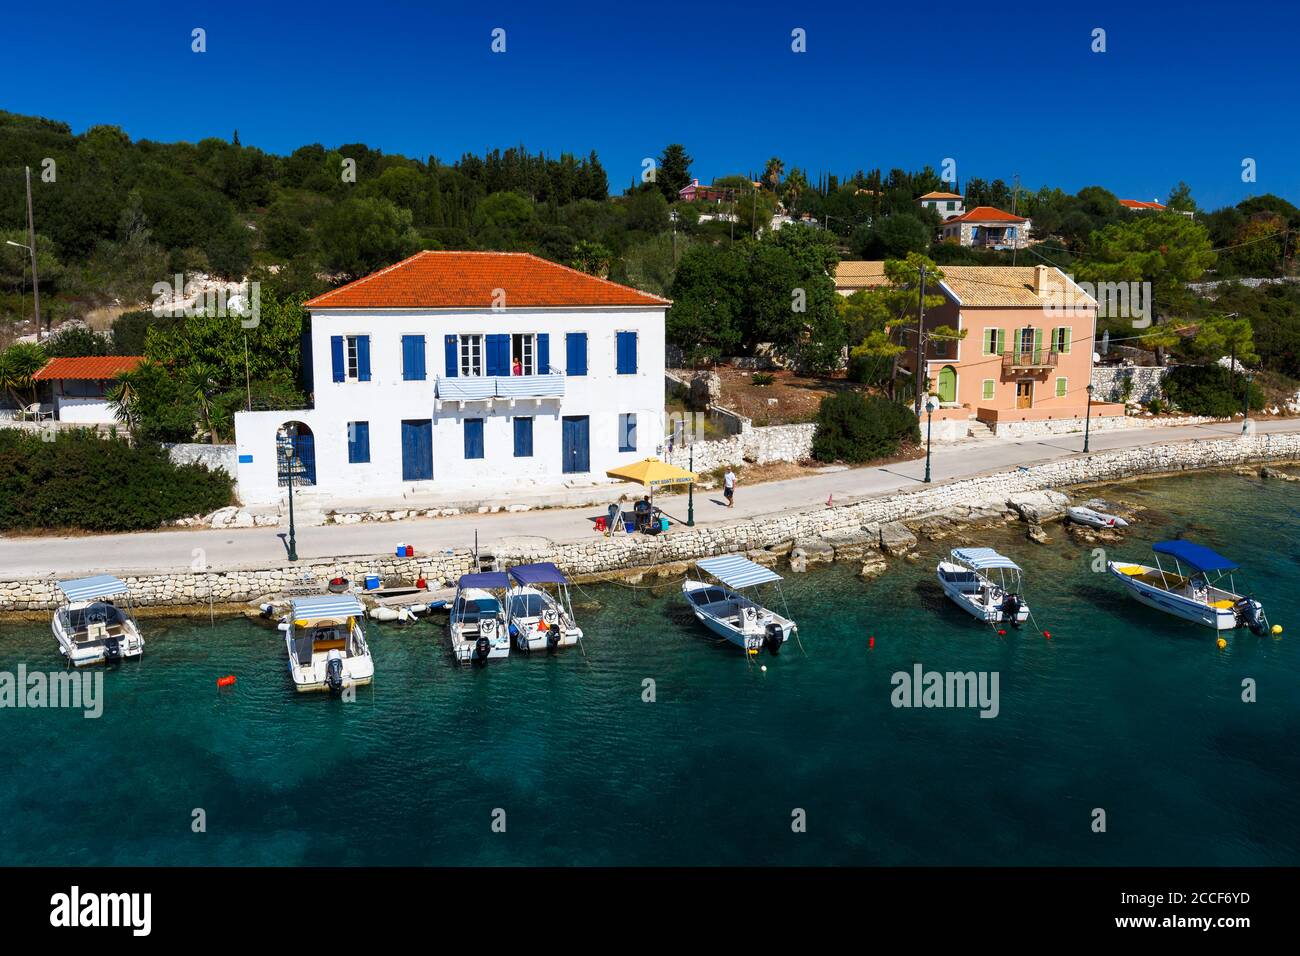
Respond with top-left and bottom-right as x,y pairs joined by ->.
1108,540 -> 1270,634
937,547 -> 1031,625
52,575 -> 145,666
449,572 -> 511,663
283,593 -> 373,693
682,555 -> 797,655
505,562 -> 583,652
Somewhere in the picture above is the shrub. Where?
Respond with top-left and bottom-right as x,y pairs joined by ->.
0,429 -> 234,532
44,323 -> 111,358
751,372 -> 775,386
1162,365 -> 1264,417
812,391 -> 919,464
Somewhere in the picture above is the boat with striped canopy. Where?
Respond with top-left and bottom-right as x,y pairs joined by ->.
1107,541 -> 1270,634
682,555 -> 797,655
937,547 -> 1031,625
52,575 -> 145,666
283,594 -> 374,693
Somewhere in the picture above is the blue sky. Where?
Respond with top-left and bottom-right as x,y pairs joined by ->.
6,0 -> 1296,210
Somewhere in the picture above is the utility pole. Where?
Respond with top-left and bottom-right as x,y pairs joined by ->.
24,166 -> 41,341
913,264 -> 927,417
1011,172 -> 1020,267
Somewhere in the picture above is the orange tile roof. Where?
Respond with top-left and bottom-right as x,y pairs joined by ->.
33,356 -> 143,381
304,251 -> 671,310
919,191 -> 963,200
945,205 -> 1027,224
1119,199 -> 1166,210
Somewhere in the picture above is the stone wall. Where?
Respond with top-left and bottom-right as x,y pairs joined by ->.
2,433 -> 1296,612
664,422 -> 816,472
165,442 -> 238,476
1090,365 -> 1168,404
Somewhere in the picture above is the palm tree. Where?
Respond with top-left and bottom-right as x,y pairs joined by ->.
106,365 -> 144,432
0,342 -> 48,411
184,361 -> 222,444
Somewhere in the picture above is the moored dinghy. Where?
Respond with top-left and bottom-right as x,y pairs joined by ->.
283,594 -> 374,693
1108,540 -> 1270,634
505,562 -> 583,652
449,572 -> 511,664
937,547 -> 1031,626
52,575 -> 146,666
682,555 -> 797,655
1067,506 -> 1129,529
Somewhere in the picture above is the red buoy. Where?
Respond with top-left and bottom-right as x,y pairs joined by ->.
217,675 -> 236,688
868,636 -> 875,649
998,629 -> 1006,636
1043,630 -> 1052,639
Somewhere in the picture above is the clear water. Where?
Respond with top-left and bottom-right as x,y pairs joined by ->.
1,471 -> 1297,866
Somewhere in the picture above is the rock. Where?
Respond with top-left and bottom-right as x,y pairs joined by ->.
1027,524 -> 1051,544
1260,466 -> 1298,482
689,370 -> 722,407
879,521 -> 918,557
788,549 -> 809,573
207,506 -> 239,528
916,519 -> 951,541
792,536 -> 836,564
1006,490 -> 1070,525
766,539 -> 795,556
228,509 -> 255,529
859,554 -> 887,579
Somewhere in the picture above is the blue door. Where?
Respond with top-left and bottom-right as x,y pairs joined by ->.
562,415 -> 589,474
401,419 -> 433,480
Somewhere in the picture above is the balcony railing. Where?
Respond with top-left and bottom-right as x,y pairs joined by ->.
435,367 -> 565,403
1001,349 -> 1060,372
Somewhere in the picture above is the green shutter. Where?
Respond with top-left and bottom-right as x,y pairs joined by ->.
1033,327 -> 1044,363
983,329 -> 993,355
982,379 -> 995,401
1056,377 -> 1067,398
1060,326 -> 1071,353
996,329 -> 1006,354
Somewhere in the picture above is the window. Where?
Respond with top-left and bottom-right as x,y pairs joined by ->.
981,379 -> 995,402
460,334 -> 483,377
983,328 -> 998,355
1019,327 -> 1035,355
1055,377 -> 1068,399
511,333 -> 536,375
566,332 -> 587,376
464,418 -> 485,459
513,417 -> 533,457
331,335 -> 370,382
616,331 -> 638,375
402,335 -> 426,381
932,335 -> 949,358
1052,326 -> 1072,353
618,413 -> 637,453
347,421 -> 370,463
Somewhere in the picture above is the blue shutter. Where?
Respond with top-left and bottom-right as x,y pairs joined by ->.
566,332 -> 587,376
616,331 -> 637,374
486,334 -> 510,376
464,418 -> 485,459
402,335 -> 426,381
331,335 -> 345,382
513,417 -> 533,457
537,334 -> 550,374
356,335 -> 371,381
348,421 -> 370,463
619,413 -> 637,452
444,335 -> 458,377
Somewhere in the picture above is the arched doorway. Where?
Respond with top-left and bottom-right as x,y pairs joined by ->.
277,421 -> 316,487
936,365 -> 957,404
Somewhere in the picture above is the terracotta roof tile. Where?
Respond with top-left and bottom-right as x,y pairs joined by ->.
834,262 -> 1096,308
1119,199 -> 1166,210
33,356 -> 143,381
944,205 -> 1027,224
304,251 -> 671,310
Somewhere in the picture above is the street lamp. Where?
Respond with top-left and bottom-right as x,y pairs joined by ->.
923,395 -> 938,483
284,436 -> 299,562
1083,383 -> 1094,453
1242,371 -> 1253,434
686,438 -> 696,527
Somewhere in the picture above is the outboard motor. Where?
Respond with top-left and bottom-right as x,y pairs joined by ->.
1236,598 -> 1269,636
325,649 -> 344,693
474,637 -> 491,662
475,617 -> 496,663
546,623 -> 561,649
763,622 -> 784,655
999,594 -> 1023,627
103,637 -> 121,661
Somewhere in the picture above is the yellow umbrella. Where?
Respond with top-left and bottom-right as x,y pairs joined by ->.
606,457 -> 697,490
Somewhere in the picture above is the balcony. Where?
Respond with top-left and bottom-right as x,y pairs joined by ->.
435,368 -> 565,406
1001,349 -> 1060,373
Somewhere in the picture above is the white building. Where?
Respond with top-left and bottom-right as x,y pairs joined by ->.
233,251 -> 670,507
918,190 -> 965,219
32,356 -> 143,424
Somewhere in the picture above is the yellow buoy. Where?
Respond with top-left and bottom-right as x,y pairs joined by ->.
1216,637 -> 1227,650
1271,624 -> 1283,636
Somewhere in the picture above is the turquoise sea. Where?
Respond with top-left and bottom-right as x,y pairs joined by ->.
1,471 -> 1298,866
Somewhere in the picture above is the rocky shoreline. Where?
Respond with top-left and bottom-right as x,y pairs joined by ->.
1,433 -> 1297,616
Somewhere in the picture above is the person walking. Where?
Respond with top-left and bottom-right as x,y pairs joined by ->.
723,468 -> 736,508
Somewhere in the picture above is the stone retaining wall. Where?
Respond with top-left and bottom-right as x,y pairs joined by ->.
1090,365 -> 1168,404
664,422 -> 816,472
2,433 -> 1296,612
164,442 -> 238,476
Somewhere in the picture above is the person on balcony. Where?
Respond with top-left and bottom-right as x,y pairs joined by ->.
512,357 -> 523,376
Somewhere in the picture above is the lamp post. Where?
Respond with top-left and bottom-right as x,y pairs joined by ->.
1083,383 -> 1094,453
923,395 -> 938,483
686,439 -> 695,527
285,436 -> 299,562
1241,371 -> 1253,434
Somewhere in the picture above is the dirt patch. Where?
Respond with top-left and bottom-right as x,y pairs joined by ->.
710,366 -> 853,425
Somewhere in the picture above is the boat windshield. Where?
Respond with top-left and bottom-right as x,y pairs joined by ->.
508,593 -> 548,618
60,602 -> 128,633
456,597 -> 501,621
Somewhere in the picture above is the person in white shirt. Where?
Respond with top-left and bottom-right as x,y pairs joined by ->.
723,468 -> 736,508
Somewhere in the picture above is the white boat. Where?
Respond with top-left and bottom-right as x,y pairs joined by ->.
52,575 -> 145,666
682,555 -> 797,656
1108,540 -> 1270,634
936,547 -> 1031,626
505,562 -> 583,652
449,573 -> 511,664
1067,506 -> 1129,529
283,594 -> 374,693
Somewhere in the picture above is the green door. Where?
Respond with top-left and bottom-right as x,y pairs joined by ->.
937,365 -> 957,403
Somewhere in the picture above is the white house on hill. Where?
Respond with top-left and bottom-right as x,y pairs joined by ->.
233,251 -> 669,506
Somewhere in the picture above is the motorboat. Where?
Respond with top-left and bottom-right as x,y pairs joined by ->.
682,555 -> 797,655
1108,540 -> 1270,634
283,594 -> 374,693
505,562 -> 583,652
52,575 -> 145,666
1067,506 -> 1129,529
936,547 -> 1031,626
449,572 -> 511,664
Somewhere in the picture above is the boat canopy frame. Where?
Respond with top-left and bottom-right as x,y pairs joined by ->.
505,563 -> 580,638
1146,545 -> 1241,598
947,548 -> 1024,594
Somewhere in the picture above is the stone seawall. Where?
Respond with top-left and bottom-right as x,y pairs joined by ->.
2,433 -> 1296,613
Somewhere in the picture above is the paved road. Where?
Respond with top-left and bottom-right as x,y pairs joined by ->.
4,419 -> 1297,577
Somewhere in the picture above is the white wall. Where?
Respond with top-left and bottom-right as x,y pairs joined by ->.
235,306 -> 666,506
55,396 -> 118,424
